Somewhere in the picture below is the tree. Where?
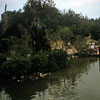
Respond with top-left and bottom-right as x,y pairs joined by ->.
23,0 -> 61,29
91,22 -> 100,40
56,27 -> 74,43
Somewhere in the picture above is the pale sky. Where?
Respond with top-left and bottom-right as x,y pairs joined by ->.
0,0 -> 100,19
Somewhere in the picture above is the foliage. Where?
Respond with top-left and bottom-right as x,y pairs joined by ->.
0,0 -> 100,42
23,0 -> 61,29
73,35 -> 87,52
91,22 -> 100,40
47,49 -> 70,72
0,56 -> 31,80
0,50 -> 71,81
56,27 -> 74,42
0,0 -> 100,55
30,51 -> 48,73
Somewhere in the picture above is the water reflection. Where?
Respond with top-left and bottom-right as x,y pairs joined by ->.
0,57 -> 99,100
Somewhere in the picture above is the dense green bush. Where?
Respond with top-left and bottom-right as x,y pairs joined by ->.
30,51 -> 48,73
0,56 -> 31,80
0,50 -> 72,81
47,50 -> 69,72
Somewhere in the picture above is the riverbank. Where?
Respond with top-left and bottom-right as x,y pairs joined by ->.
0,50 -> 72,82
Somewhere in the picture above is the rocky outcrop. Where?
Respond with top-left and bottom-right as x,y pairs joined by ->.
49,39 -> 77,55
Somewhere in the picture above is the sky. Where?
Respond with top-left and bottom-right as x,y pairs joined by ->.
0,0 -> 100,19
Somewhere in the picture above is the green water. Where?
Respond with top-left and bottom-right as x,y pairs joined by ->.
0,57 -> 100,100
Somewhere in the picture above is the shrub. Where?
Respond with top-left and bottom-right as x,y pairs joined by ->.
47,49 -> 70,72
30,51 -> 48,73
0,56 -> 31,80
0,50 -> 72,81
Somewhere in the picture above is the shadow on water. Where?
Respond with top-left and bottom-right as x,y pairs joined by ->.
0,57 -> 99,100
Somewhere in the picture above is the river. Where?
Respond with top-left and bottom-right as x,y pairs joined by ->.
0,57 -> 100,100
